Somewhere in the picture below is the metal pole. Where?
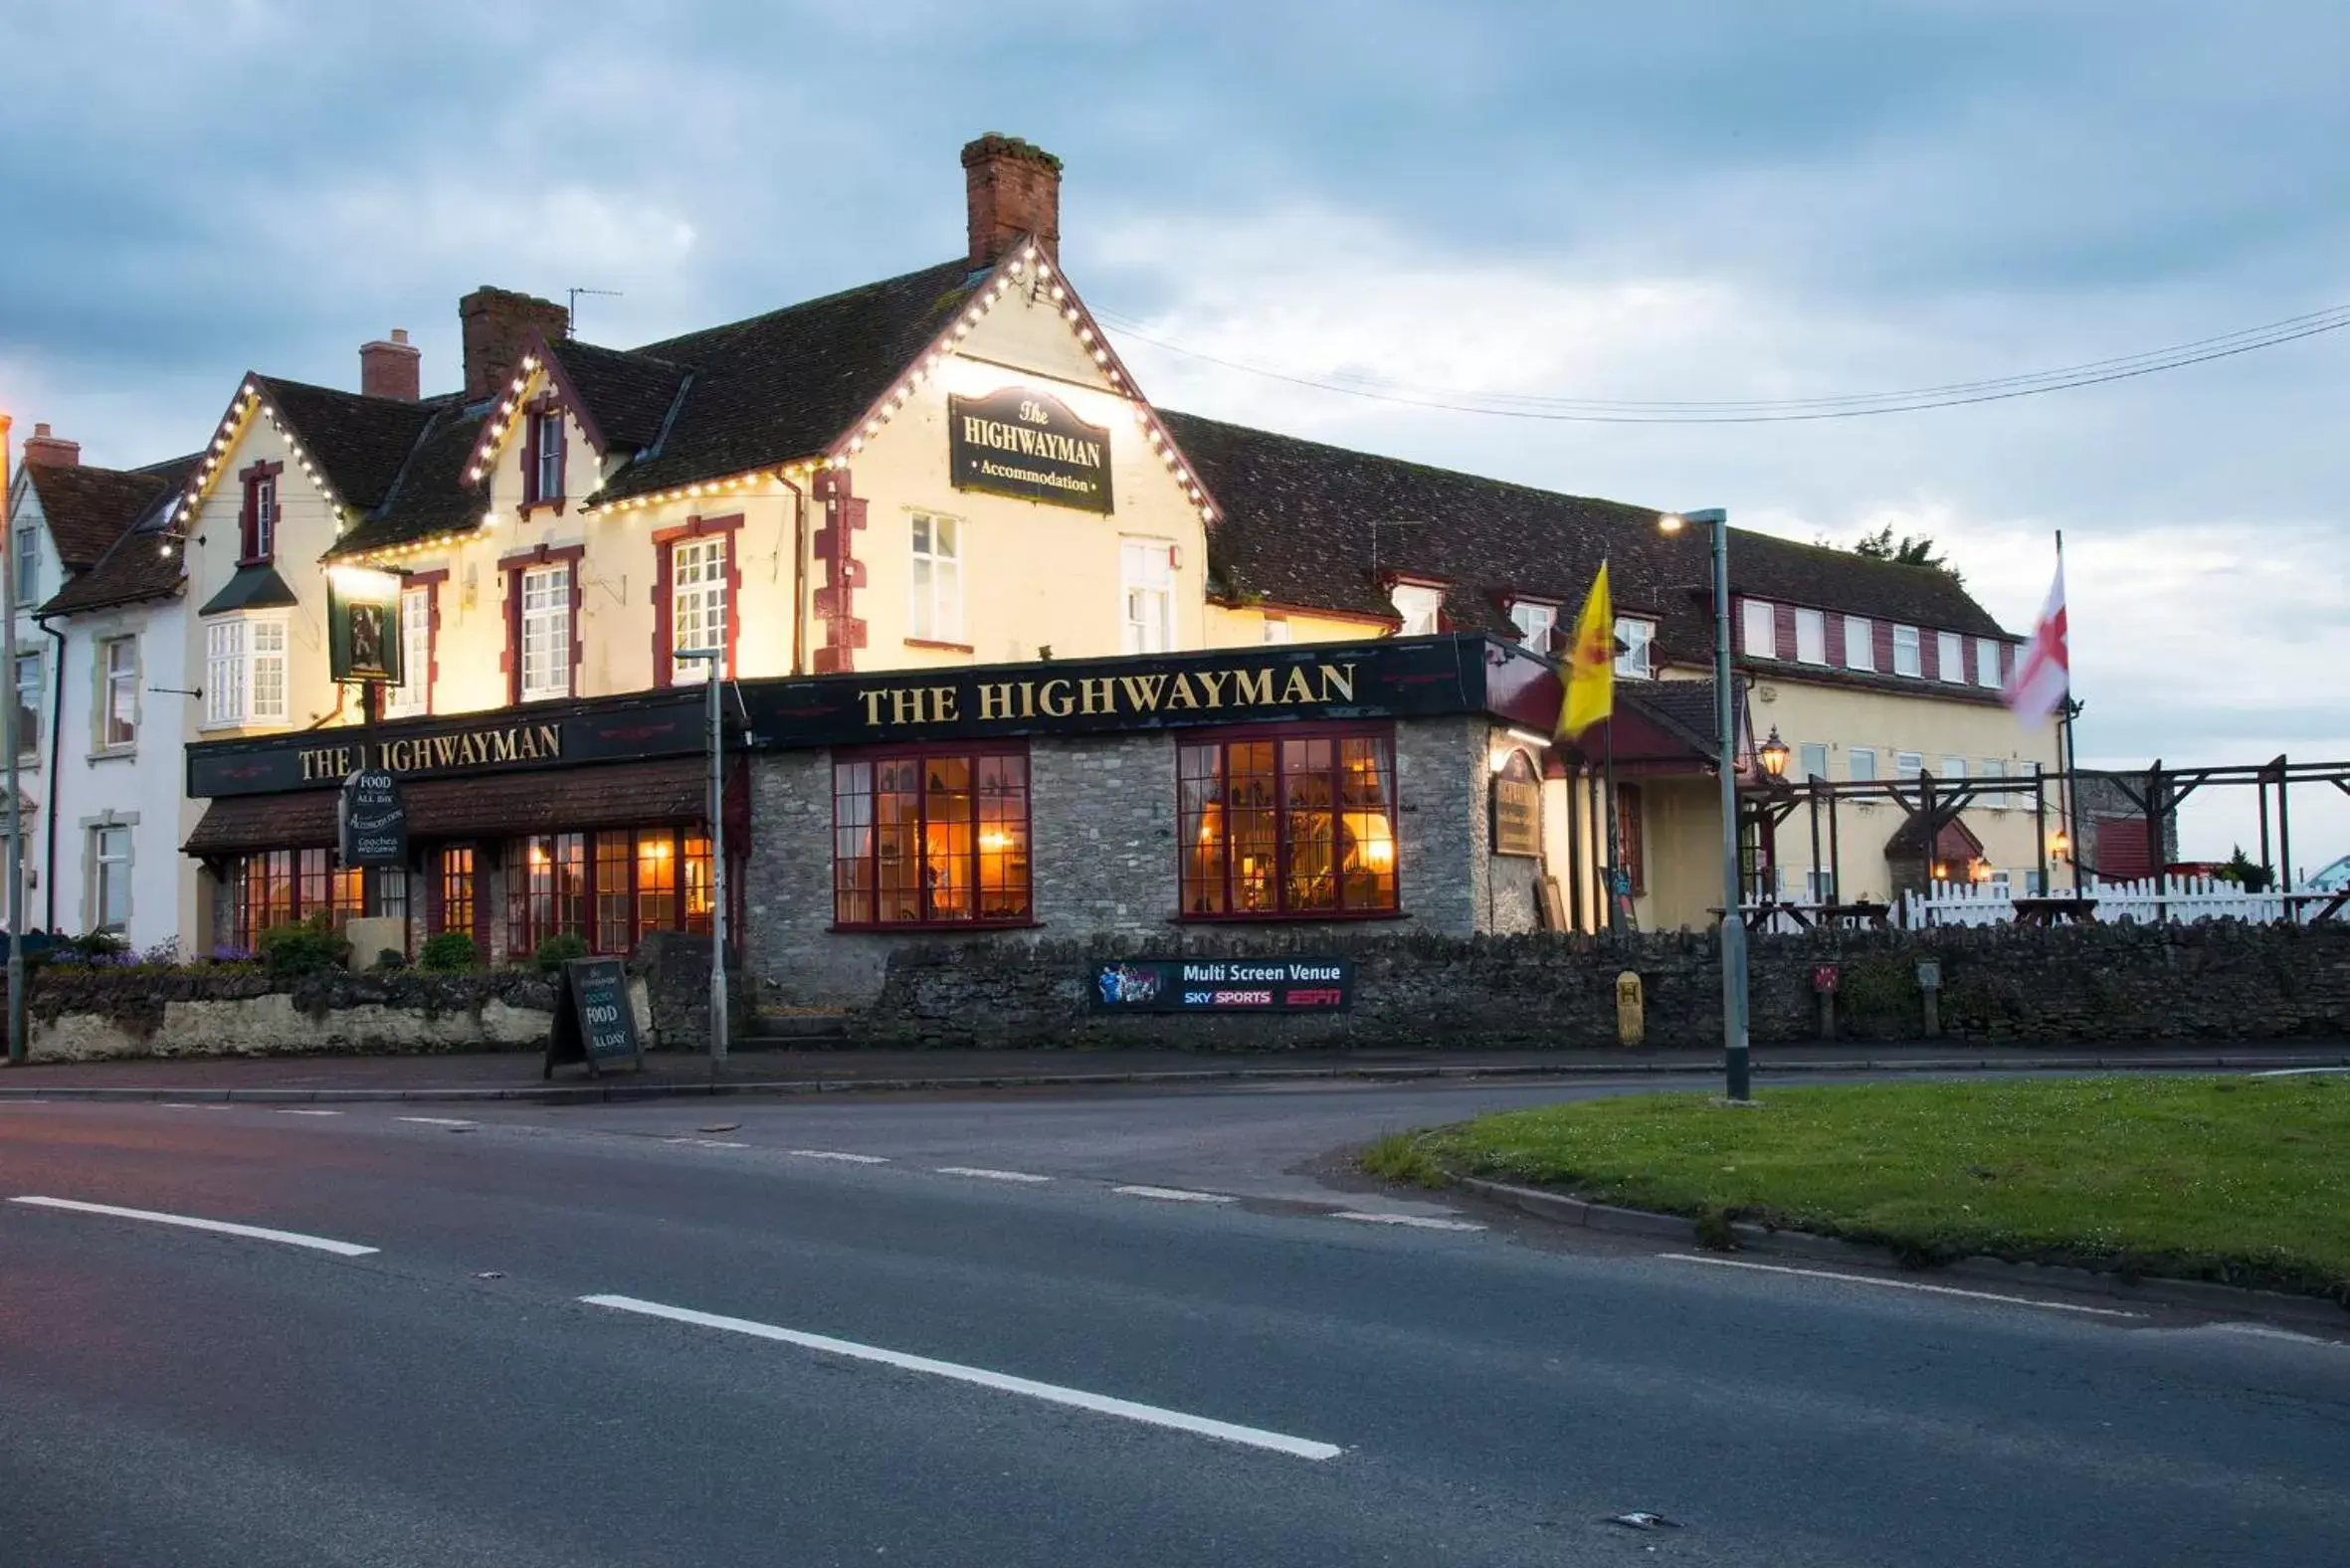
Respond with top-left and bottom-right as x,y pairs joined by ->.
2277,755 -> 2294,919
1690,508 -> 1746,1101
2,412 -> 21,1067
707,658 -> 728,1067
1603,719 -> 1621,935
2035,763 -> 2049,889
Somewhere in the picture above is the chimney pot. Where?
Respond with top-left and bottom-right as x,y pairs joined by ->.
458,287 -> 569,404
359,327 -> 423,402
21,422 -> 80,469
962,133 -> 1063,269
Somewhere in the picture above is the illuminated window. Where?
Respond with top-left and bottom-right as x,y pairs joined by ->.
832,745 -> 1031,927
505,833 -> 587,956
435,846 -> 476,938
518,564 -> 571,700
669,536 -> 730,681
1178,726 -> 1398,918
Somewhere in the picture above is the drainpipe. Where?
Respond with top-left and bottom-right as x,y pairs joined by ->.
779,471 -> 809,676
37,613 -> 65,932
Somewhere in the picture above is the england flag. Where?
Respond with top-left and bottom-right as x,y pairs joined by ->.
2005,560 -> 2068,720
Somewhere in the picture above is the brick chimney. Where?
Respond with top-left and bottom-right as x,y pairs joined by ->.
20,422 -> 79,469
962,133 -> 1063,268
459,287 -> 568,404
360,328 -> 422,401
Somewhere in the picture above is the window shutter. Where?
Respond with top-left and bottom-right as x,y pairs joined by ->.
652,542 -> 676,686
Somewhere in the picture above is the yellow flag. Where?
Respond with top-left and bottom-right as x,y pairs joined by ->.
1557,562 -> 1614,739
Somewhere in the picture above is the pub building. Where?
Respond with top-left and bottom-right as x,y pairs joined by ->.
170,130 -> 2050,969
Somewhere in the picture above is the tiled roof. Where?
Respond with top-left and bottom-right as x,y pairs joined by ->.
254,376 -> 444,511
1162,411 -> 2011,663
547,338 -> 687,452
33,454 -> 199,617
22,462 -> 175,569
589,258 -> 978,504
329,399 -> 485,558
197,563 -> 298,617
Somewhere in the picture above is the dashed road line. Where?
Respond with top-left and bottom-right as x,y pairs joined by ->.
580,1293 -> 1343,1461
786,1149 -> 889,1164
396,1116 -> 477,1128
2202,1321 -> 2348,1348
1658,1254 -> 2145,1317
936,1166 -> 1053,1184
10,1195 -> 378,1258
1112,1185 -> 1237,1204
665,1136 -> 750,1149
1331,1211 -> 1485,1232
276,1108 -> 343,1116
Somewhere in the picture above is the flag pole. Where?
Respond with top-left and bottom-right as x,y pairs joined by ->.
1603,716 -> 1620,935
2054,529 -> 2081,893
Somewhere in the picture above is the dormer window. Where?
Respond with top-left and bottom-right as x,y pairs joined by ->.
1391,581 -> 1444,637
1613,616 -> 1656,679
520,402 -> 567,511
1507,599 -> 1557,653
239,461 -> 283,565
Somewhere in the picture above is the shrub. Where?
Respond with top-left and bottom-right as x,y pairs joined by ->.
418,932 -> 479,973
533,933 -> 590,972
373,947 -> 409,972
258,913 -> 351,977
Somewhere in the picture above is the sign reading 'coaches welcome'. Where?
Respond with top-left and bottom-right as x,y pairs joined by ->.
949,387 -> 1113,514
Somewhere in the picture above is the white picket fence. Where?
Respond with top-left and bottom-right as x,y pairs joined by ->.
1903,874 -> 2315,928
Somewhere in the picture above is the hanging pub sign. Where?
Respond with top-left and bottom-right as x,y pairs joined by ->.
337,768 -> 407,867
1091,958 -> 1352,1014
1492,749 -> 1542,858
948,386 -> 1113,514
326,566 -> 404,686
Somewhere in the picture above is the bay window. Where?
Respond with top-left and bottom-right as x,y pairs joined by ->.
1178,726 -> 1398,918
203,615 -> 288,728
833,744 -> 1032,927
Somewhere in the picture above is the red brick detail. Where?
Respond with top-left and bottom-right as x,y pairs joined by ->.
460,287 -> 567,404
962,133 -> 1062,267
359,332 -> 421,401
20,423 -> 79,469
811,468 -> 868,675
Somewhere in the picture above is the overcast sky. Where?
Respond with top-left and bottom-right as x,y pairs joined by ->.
5,1 -> 2344,867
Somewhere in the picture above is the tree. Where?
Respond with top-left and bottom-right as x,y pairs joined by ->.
1853,523 -> 1962,582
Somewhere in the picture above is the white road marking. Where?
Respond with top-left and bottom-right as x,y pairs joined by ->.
161,1103 -> 235,1111
936,1166 -> 1052,1184
396,1116 -> 476,1127
2251,1066 -> 2350,1078
276,1108 -> 343,1116
1658,1254 -> 2145,1317
665,1136 -> 750,1149
580,1293 -> 1342,1461
786,1149 -> 889,1164
10,1195 -> 378,1258
2203,1321 -> 2348,1348
1331,1211 -> 1485,1232
1112,1185 -> 1237,1204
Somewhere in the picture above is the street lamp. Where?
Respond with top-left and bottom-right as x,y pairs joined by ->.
1659,507 -> 1750,1101
673,647 -> 728,1071
1757,727 -> 1791,781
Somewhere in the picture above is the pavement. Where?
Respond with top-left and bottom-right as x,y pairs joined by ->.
2,1076 -> 2347,1566
3,1037 -> 2345,1100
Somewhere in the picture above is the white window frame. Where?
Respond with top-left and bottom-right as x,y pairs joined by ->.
13,523 -> 37,607
201,615 -> 288,729
1508,599 -> 1557,654
1980,757 -> 2008,809
1895,750 -> 1924,781
1844,615 -> 1874,671
1261,616 -> 1292,645
1941,756 -> 1967,783
1798,741 -> 1830,783
1793,607 -> 1828,666
1390,581 -> 1443,638
669,535 -> 730,682
1741,598 -> 1776,658
12,646 -> 40,759
519,564 -> 572,701
1975,637 -> 2001,688
1849,746 -> 1878,782
382,587 -> 433,718
1613,616 -> 1655,680
250,475 -> 277,561
92,823 -> 132,932
1121,538 -> 1176,655
1936,631 -> 1965,684
908,513 -> 963,645
99,635 -> 138,750
1891,624 -> 1921,678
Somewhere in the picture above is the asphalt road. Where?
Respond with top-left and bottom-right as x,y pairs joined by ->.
2,1079 -> 2346,1567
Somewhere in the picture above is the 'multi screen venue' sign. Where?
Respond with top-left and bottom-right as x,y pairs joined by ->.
1091,958 -> 1353,1013
948,387 -> 1113,514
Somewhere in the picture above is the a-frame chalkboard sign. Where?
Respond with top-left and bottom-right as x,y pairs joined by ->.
543,957 -> 646,1078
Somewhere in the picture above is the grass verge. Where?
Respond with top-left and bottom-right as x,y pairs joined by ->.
1381,1074 -> 2350,1300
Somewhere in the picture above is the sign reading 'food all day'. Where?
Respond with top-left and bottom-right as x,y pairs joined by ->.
948,387 -> 1113,514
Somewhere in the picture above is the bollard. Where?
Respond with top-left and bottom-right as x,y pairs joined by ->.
1812,963 -> 1840,1042
1916,958 -> 1942,1040
1615,970 -> 1646,1048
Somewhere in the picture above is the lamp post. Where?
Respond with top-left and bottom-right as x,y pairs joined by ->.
673,647 -> 728,1070
1659,506 -> 1749,1101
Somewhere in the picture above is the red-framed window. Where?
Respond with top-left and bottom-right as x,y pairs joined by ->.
225,849 -> 386,950
1177,723 -> 1399,918
504,827 -> 718,958
384,570 -> 445,720
519,398 -> 567,513
501,544 -> 585,703
1616,784 -> 1646,896
238,461 -> 283,565
654,515 -> 742,685
432,846 -> 479,942
832,743 -> 1031,928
